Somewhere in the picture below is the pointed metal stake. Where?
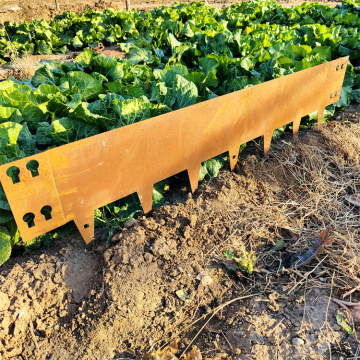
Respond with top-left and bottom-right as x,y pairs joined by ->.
74,214 -> 94,245
187,164 -> 201,193
229,145 -> 240,171
317,107 -> 325,125
263,130 -> 273,157
138,185 -> 153,213
293,118 -> 302,143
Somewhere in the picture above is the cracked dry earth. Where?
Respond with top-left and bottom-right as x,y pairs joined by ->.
0,104 -> 360,360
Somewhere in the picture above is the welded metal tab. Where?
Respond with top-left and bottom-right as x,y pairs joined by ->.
0,57 -> 348,244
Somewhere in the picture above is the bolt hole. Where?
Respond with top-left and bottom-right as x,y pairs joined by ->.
232,155 -> 236,159
84,224 -> 89,229
330,93 -> 334,98
335,91 -> 338,96
40,205 -> 52,220
336,65 -> 340,71
26,160 -> 39,177
23,212 -> 35,228
341,64 -> 345,69
6,166 -> 20,184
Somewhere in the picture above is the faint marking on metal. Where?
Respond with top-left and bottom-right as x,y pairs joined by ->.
0,57 -> 349,245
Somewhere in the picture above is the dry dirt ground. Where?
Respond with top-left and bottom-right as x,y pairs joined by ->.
0,103 -> 360,360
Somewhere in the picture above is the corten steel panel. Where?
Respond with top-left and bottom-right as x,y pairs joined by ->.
0,57 -> 348,244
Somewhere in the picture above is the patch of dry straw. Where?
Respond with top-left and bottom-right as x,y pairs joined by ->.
216,114 -> 360,289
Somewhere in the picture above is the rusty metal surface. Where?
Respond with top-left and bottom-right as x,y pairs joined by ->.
0,57 -> 348,244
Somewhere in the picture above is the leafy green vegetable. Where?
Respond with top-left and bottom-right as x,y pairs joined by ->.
0,227 -> 11,266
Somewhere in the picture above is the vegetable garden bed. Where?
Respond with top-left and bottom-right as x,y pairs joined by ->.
1,0 -> 360,264
0,1 -> 360,358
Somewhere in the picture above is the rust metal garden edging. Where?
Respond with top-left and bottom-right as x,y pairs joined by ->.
0,57 -> 349,245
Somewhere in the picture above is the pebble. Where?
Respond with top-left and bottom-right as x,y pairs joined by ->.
292,338 -> 304,346
336,115 -> 342,120
200,274 -> 213,286
124,218 -> 137,228
18,312 -> 25,320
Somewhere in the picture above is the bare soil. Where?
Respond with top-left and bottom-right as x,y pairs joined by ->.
1,103 -> 359,360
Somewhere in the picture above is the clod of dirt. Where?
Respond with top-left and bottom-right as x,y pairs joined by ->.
0,291 -> 10,311
268,291 -> 281,312
150,237 -> 177,259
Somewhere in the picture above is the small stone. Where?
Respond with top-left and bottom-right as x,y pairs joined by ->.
292,338 -> 304,346
18,312 -> 25,319
201,275 -> 213,286
336,115 -> 342,120
124,218 -> 137,228
0,291 -> 10,311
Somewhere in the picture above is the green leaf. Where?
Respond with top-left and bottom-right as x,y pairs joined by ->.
70,102 -> 114,130
0,106 -> 23,124
75,48 -> 95,68
240,56 -> 256,71
153,181 -> 166,208
172,74 -> 198,110
126,47 -> 153,65
0,188 -> 10,211
336,312 -> 354,335
335,86 -> 353,107
0,122 -> 23,145
312,46 -> 332,61
176,289 -> 190,302
199,57 -> 219,75
0,226 -> 11,266
32,65 -> 56,87
92,54 -> 124,81
0,210 -> 13,224
68,71 -> 105,101
50,118 -> 98,144
119,98 -> 151,126
199,154 -> 228,181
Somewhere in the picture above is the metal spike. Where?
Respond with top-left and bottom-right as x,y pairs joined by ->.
293,118 -> 302,143
74,214 -> 94,245
229,145 -> 240,171
264,131 -> 273,157
187,164 -> 201,193
138,185 -> 153,214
